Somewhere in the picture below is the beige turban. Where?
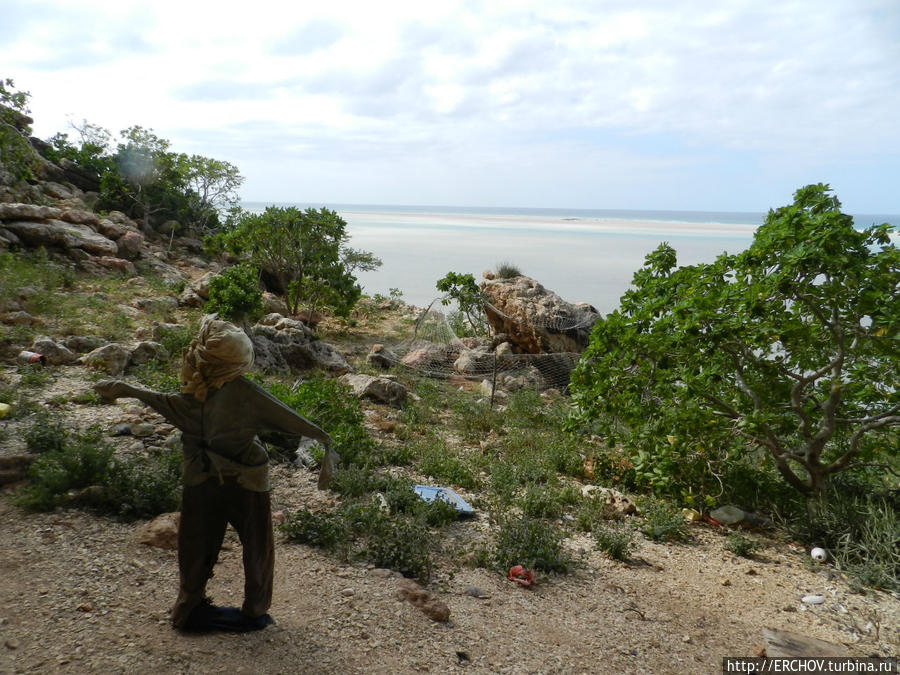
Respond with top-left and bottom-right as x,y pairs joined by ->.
180,315 -> 255,402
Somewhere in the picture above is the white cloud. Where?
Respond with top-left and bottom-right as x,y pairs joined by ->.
2,0 -> 898,211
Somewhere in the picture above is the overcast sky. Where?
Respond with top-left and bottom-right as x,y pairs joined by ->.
3,0 -> 899,213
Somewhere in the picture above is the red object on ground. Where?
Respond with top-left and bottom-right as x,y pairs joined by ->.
508,565 -> 536,588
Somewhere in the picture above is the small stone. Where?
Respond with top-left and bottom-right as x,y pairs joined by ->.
802,594 -> 826,605
77,602 -> 93,612
371,568 -> 394,579
130,423 -> 156,438
466,587 -> 490,599
341,588 -> 355,597
720,579 -> 732,586
5,638 -> 19,649
682,635 -> 692,644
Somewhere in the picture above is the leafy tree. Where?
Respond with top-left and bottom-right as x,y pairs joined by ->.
205,264 -> 264,324
178,154 -> 243,233
570,184 -> 898,497
43,119 -> 113,177
98,125 -> 187,228
436,271 -> 488,336
218,206 -> 378,317
0,78 -> 36,182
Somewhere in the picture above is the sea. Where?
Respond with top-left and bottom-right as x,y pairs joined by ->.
242,203 -> 900,315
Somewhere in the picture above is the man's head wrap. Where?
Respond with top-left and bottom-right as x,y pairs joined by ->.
180,315 -> 254,402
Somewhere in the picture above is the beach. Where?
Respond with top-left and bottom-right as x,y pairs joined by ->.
339,208 -> 760,313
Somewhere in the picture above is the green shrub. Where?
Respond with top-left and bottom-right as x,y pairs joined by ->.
15,422 -> 181,520
491,516 -> 574,574
267,377 -> 375,467
594,524 -> 636,561
495,261 -> 522,279
452,396 -> 499,442
131,358 -> 180,393
205,264 -> 263,322
24,410 -> 69,454
103,447 -> 182,519
640,498 -> 690,542
281,508 -> 349,552
15,426 -> 114,512
519,486 -> 564,519
361,518 -> 434,582
723,532 -> 759,558
788,479 -> 900,591
416,438 -> 481,490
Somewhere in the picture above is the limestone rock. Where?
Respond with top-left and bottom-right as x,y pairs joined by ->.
481,274 -> 600,354
582,485 -> 637,515
59,208 -> 100,227
0,203 -> 61,220
116,231 -> 144,259
135,512 -> 180,550
82,343 -> 131,376
63,335 -> 106,354
366,344 -> 399,369
251,316 -> 350,374
130,341 -> 168,365
454,346 -> 495,376
3,219 -> 117,256
340,374 -> 408,406
30,336 -> 78,365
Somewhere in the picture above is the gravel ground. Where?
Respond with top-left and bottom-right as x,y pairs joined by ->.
1,371 -> 897,674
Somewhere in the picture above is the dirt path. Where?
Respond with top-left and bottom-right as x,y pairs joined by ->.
1,466 -> 896,674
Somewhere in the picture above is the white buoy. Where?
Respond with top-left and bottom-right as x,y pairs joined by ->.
810,547 -> 829,562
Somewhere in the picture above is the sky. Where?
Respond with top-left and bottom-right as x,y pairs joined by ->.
2,0 -> 899,213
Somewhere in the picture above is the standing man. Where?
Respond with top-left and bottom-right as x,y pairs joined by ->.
95,315 -> 333,631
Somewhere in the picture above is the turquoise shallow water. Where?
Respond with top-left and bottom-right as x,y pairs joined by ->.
241,203 -> 899,314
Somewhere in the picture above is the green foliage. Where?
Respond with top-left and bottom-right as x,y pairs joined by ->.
416,437 -> 482,490
788,478 -> 899,591
518,485 -> 565,519
594,524 -> 636,561
267,377 -> 374,467
131,358 -> 180,393
24,410 -> 69,454
570,184 -> 899,497
216,206 -> 375,316
205,264 -> 263,322
639,498 -> 690,542
723,532 -> 759,558
490,516 -> 574,573
495,261 -> 522,279
15,419 -> 182,520
436,271 -> 488,336
103,447 -> 182,519
0,78 -> 35,182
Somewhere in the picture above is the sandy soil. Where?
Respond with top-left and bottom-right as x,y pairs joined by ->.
1,367 -> 897,674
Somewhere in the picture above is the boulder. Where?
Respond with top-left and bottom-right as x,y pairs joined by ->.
2,219 -> 118,256
135,512 -> 180,550
480,274 -> 600,354
178,286 -> 205,308
63,335 -> 106,354
582,485 -> 637,515
116,231 -> 144,259
366,344 -> 399,369
59,208 -> 100,227
0,203 -> 61,220
30,336 -> 78,365
130,341 -> 168,365
251,317 -> 350,374
188,271 -> 216,300
85,256 -> 137,276
453,346 -> 495,376
340,374 -> 408,406
82,343 -> 131,376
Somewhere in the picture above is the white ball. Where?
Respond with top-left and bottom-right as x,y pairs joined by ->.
810,547 -> 828,562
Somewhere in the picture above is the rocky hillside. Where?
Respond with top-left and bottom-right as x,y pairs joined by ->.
1,121 -> 898,674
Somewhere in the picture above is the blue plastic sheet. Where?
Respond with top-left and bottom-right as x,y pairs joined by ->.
413,485 -> 476,517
